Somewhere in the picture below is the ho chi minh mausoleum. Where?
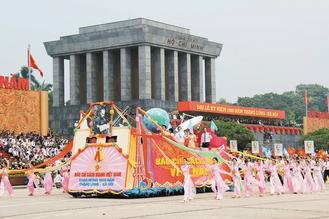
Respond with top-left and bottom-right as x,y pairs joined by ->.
44,18 -> 223,136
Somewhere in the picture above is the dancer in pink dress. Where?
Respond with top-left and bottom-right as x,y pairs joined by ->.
283,159 -> 294,193
0,159 -> 14,197
27,170 -> 38,196
60,165 -> 70,193
43,170 -> 53,195
243,159 -> 255,197
303,160 -> 315,193
209,157 -> 230,200
231,158 -> 243,198
181,158 -> 196,202
313,160 -> 325,192
254,159 -> 266,196
297,160 -> 306,193
267,160 -> 284,195
290,160 -> 303,194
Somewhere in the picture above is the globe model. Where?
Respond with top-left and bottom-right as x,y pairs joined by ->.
142,108 -> 170,133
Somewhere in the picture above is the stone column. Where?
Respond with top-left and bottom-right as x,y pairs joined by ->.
53,57 -> 64,107
86,52 -> 97,103
120,48 -> 132,101
69,54 -> 80,105
165,50 -> 178,101
152,47 -> 165,100
205,57 -> 216,103
178,53 -> 191,101
138,45 -> 151,99
191,55 -> 204,102
103,50 -> 115,101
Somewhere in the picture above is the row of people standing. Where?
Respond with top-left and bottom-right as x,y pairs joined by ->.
174,127 -> 212,150
229,157 -> 326,197
0,160 -> 70,197
181,156 -> 327,202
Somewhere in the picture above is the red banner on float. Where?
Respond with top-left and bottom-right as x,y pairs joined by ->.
178,101 -> 285,119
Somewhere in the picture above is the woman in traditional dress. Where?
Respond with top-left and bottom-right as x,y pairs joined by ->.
313,160 -> 325,192
43,169 -> 53,195
26,170 -> 38,196
283,159 -> 294,193
209,157 -> 231,200
60,165 -> 70,193
187,131 -> 197,149
0,159 -> 14,197
231,158 -> 243,198
181,158 -> 196,202
267,159 -> 284,195
254,159 -> 266,196
303,160 -> 316,193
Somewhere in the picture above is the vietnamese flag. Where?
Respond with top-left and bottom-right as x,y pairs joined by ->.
304,90 -> 309,105
28,50 -> 44,77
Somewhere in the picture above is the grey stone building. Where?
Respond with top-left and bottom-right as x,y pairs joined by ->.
44,18 -> 223,136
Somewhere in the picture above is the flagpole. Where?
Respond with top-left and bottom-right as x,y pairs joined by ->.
305,90 -> 308,117
27,44 -> 31,90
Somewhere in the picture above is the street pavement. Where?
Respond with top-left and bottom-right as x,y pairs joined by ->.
0,185 -> 328,219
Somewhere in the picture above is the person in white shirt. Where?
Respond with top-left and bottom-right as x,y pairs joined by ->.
200,128 -> 212,150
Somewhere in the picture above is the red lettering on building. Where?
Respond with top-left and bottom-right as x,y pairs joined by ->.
0,76 -> 29,90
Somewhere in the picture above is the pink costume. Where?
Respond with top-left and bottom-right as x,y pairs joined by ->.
60,166 -> 69,192
243,162 -> 254,197
303,164 -> 315,193
283,164 -> 294,193
43,172 -> 53,194
27,172 -> 38,195
181,164 -> 196,201
0,168 -> 14,197
255,162 -> 266,195
291,163 -> 305,194
231,161 -> 242,197
268,164 -> 284,195
313,165 -> 325,192
210,164 -> 229,200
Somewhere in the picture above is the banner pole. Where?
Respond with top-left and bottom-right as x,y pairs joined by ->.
27,44 -> 31,90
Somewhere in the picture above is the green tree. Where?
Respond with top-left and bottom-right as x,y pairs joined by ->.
16,66 -> 52,91
14,66 -> 53,106
216,98 -> 231,104
302,128 -> 329,151
237,84 -> 329,124
214,120 -> 254,150
296,84 -> 329,112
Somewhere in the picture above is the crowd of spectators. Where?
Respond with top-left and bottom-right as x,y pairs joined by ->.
0,130 -> 69,169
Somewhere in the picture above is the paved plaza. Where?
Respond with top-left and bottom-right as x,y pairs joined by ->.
0,185 -> 328,219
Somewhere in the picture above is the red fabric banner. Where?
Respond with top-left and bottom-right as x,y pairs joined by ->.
28,52 -> 44,77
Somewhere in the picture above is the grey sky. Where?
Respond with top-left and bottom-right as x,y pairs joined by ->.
1,0 -> 328,102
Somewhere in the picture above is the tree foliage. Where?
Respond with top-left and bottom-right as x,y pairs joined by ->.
214,120 -> 254,150
302,128 -> 329,151
237,84 -> 329,123
13,66 -> 53,106
15,66 -> 53,92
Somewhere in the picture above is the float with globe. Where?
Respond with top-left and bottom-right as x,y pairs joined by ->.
64,102 -> 230,198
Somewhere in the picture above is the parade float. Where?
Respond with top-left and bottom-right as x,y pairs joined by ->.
64,101 -> 231,198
